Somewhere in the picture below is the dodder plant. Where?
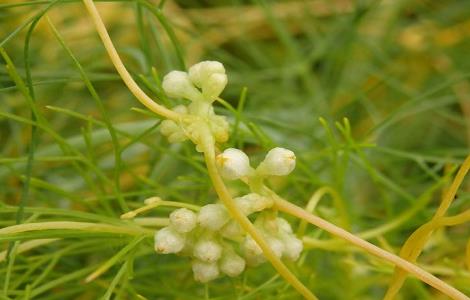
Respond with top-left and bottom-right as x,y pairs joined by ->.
1,1 -> 469,299
78,0 -> 470,299
80,1 -> 470,298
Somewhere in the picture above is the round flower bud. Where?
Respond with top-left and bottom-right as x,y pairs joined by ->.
219,251 -> 245,277
193,238 -> 223,262
169,208 -> 197,233
160,120 -> 179,137
154,227 -> 185,254
172,104 -> 188,114
277,217 -> 293,234
267,236 -> 284,258
220,220 -> 243,238
243,236 -> 262,256
245,252 -> 266,267
281,235 -> 303,261
188,61 -> 225,88
167,131 -> 188,143
235,193 -> 273,216
197,204 -> 229,231
202,73 -> 228,100
192,260 -> 219,283
216,148 -> 251,180
162,71 -> 203,101
257,147 -> 296,176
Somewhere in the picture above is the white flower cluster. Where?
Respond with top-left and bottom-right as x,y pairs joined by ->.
159,61 -> 230,147
216,147 -> 296,179
154,194 -> 303,282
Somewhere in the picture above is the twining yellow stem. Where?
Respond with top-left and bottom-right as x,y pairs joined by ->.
201,135 -> 317,300
384,155 -> 470,300
81,0 -> 182,121
273,196 -> 469,300
120,197 -> 201,219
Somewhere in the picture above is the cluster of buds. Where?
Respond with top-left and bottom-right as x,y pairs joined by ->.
216,147 -> 296,179
154,193 -> 303,282
159,61 -> 230,148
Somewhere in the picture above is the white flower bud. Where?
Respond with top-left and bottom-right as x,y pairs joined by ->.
216,148 -> 251,180
202,73 -> 227,100
220,220 -> 243,238
197,204 -> 229,231
154,227 -> 185,254
235,193 -> 273,216
189,61 -> 227,101
277,217 -> 293,234
257,147 -> 296,176
172,104 -> 188,114
193,238 -> 223,262
167,131 -> 188,143
188,61 -> 225,87
162,71 -> 203,101
243,236 -> 262,256
169,208 -> 197,233
192,260 -> 219,283
266,236 -> 284,258
219,251 -> 245,277
160,120 -> 179,137
245,253 -> 266,267
210,115 -> 229,143
281,235 -> 303,261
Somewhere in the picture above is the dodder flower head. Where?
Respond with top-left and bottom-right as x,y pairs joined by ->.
192,260 -> 219,283
197,204 -> 229,231
154,227 -> 185,254
162,71 -> 202,102
169,208 -> 197,233
257,147 -> 296,176
216,148 -> 251,180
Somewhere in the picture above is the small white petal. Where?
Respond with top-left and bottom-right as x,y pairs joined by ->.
154,227 -> 185,254
162,71 -> 203,101
169,208 -> 197,233
219,251 -> 245,277
192,260 -> 219,283
197,204 -> 229,231
193,238 -> 223,262
257,147 -> 296,176
216,148 -> 251,180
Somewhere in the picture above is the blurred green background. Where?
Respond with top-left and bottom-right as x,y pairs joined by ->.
1,0 -> 469,299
